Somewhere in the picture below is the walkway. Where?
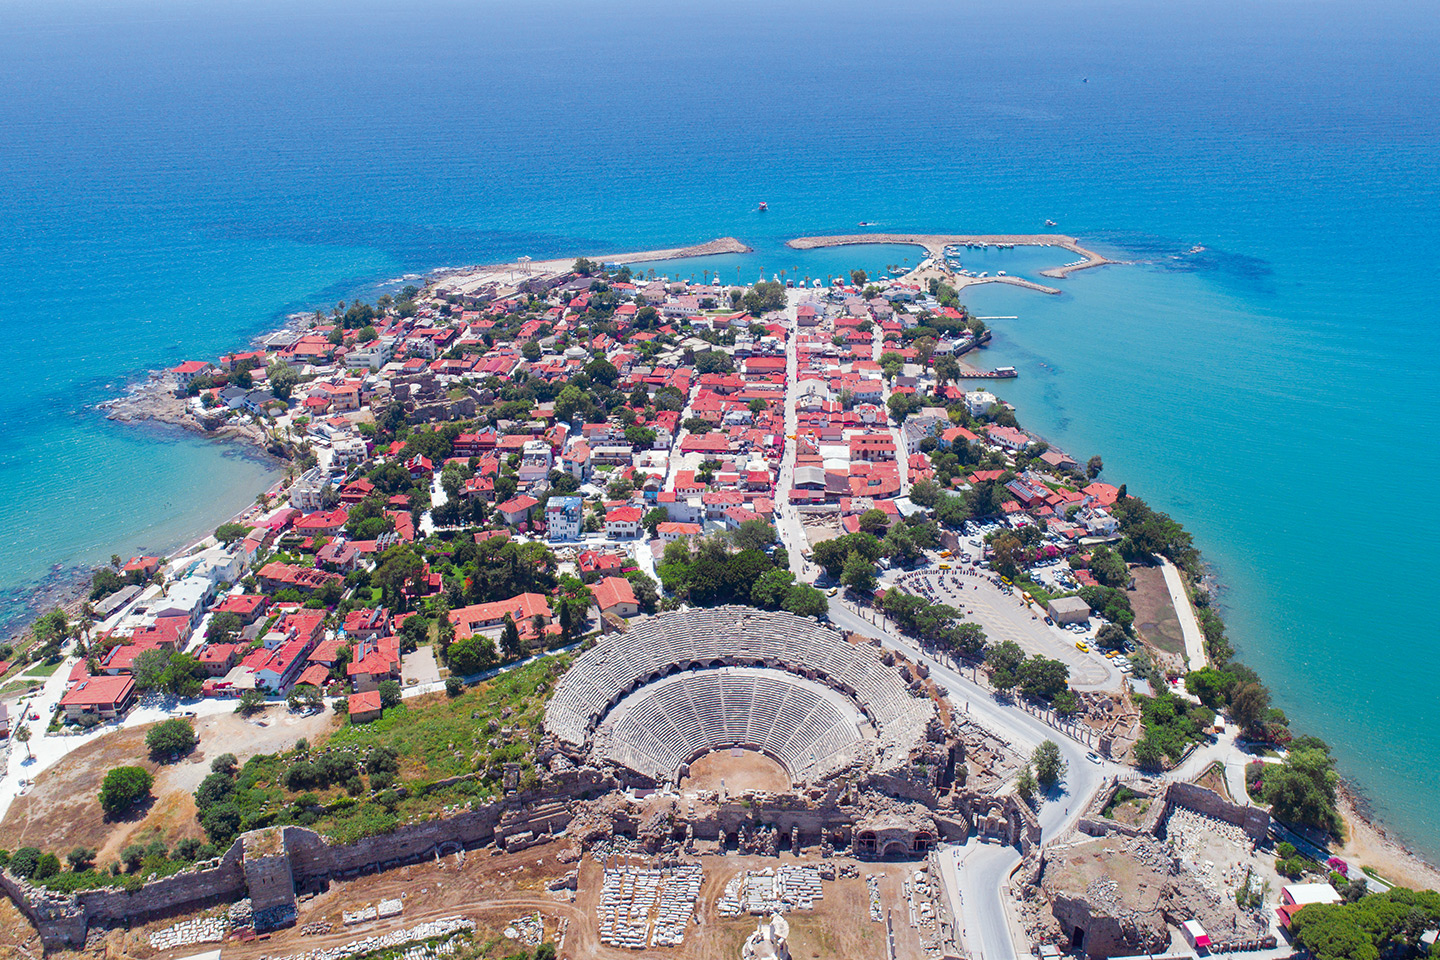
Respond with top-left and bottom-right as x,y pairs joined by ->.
1159,557 -> 1207,671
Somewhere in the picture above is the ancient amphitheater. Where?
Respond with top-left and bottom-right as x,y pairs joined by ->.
546,606 -> 938,785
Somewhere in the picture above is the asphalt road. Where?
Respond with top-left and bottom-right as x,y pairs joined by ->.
825,597 -> 1118,959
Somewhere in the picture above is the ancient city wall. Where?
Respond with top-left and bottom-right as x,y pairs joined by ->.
3,770 -> 614,950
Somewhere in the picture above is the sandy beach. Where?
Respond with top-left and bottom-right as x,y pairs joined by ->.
1336,784 -> 1440,891
435,236 -> 752,298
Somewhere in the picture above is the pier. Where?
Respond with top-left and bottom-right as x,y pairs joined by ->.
956,367 -> 1018,380
786,232 -> 1111,289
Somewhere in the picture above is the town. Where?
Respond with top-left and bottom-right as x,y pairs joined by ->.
0,248 -> 1431,960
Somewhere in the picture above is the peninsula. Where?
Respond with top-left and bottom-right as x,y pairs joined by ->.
0,239 -> 1434,960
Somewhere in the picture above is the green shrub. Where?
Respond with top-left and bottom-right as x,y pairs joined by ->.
99,766 -> 154,815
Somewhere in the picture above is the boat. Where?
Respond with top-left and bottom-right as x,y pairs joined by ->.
858,221 -> 870,226
757,201 -> 768,211
1045,219 -> 1058,227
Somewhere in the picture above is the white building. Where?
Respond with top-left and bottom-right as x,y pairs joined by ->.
290,466 -> 328,511
965,390 -> 998,417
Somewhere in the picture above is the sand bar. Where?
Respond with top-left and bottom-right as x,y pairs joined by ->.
436,237 -> 752,298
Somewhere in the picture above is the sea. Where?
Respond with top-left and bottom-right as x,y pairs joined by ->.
1,0 -> 1437,858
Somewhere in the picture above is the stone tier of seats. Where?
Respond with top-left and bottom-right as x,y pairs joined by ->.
594,667 -> 867,783
546,606 -> 933,777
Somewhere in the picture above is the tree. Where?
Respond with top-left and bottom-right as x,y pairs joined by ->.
1094,623 -> 1128,651
841,550 -> 877,594
1016,764 -> 1037,805
99,766 -> 154,815
14,723 -> 31,759
521,340 -> 542,362
626,570 -> 660,614
730,518 -> 777,553
1088,545 -> 1129,588
67,846 -> 97,872
850,269 -> 867,287
9,847 -> 42,879
1229,681 -> 1271,736
1033,740 -> 1067,791
211,752 -> 238,775
783,584 -> 829,619
1265,743 -> 1340,833
236,688 -> 266,715
267,361 -> 298,401
909,478 -> 943,508
750,568 -> 795,610
445,675 -> 464,697
1086,455 -> 1104,479
377,680 -> 402,708
1133,734 -> 1165,771
448,634 -> 498,676
642,508 -> 669,538
857,508 -> 890,537
146,718 -> 198,760
500,614 -> 523,659
215,522 -> 251,545
206,611 -> 244,644
130,647 -> 172,692
194,771 -> 236,814
933,355 -> 961,387
987,640 -> 1025,691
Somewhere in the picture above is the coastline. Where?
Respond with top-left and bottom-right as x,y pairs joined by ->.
12,231 -> 1437,893
433,236 -> 752,299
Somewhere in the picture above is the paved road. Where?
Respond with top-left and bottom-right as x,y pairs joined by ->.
823,600 -> 1117,960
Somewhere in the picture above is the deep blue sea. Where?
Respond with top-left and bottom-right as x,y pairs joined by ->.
1,0 -> 1437,857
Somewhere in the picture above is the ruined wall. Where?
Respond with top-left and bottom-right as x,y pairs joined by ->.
1163,781 -> 1269,841
4,771 -> 612,950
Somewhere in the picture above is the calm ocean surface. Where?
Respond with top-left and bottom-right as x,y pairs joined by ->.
1,0 -> 1437,855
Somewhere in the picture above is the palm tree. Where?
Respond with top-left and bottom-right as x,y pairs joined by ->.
15,723 -> 31,760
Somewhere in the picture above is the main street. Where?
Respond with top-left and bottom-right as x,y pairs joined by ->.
767,289 -> 1116,959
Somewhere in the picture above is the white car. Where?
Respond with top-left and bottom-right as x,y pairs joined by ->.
1086,752 -> 1102,764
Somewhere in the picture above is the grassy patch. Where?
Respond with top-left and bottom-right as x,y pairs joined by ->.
20,659 -> 63,678
203,654 -> 573,844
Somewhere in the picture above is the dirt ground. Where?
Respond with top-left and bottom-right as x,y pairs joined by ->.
1127,564 -> 1186,657
680,750 -> 790,794
1191,762 -> 1233,801
92,840 -> 935,960
0,705 -> 334,865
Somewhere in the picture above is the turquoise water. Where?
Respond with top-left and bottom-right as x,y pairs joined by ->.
1,0 -> 1437,856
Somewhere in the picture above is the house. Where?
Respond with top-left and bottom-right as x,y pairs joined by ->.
545,495 -> 584,541
656,521 -> 703,543
257,561 -> 343,593
59,675 -> 136,721
212,593 -> 269,624
348,689 -> 384,724
196,643 -> 241,677
247,636 -> 316,693
347,635 -> 401,692
449,593 -> 552,640
342,607 -> 391,641
123,556 -> 161,577
605,505 -> 644,539
578,550 -> 628,577
494,495 -> 539,527
172,361 -> 214,393
591,577 -> 639,618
